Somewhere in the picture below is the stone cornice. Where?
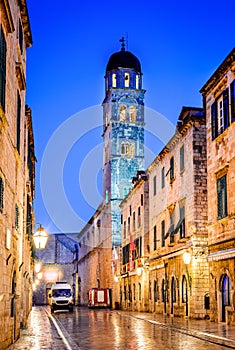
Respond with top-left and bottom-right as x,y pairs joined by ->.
200,47 -> 235,96
1,0 -> 15,33
18,0 -> 33,47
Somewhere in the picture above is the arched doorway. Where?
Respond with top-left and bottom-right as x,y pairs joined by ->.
221,274 -> 231,322
171,276 -> 176,315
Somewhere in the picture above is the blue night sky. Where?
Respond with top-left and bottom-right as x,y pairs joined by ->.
26,0 -> 235,234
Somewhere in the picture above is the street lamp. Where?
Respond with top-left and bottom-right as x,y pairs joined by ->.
33,224 -> 48,250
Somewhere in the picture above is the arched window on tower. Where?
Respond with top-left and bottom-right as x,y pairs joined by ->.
112,73 -> 116,87
119,105 -> 126,121
124,73 -> 130,87
129,106 -> 137,122
136,75 -> 139,89
126,143 -> 130,158
131,144 -> 135,158
121,142 -> 126,156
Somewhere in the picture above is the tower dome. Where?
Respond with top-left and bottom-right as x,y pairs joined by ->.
106,50 -> 142,74
105,38 -> 143,92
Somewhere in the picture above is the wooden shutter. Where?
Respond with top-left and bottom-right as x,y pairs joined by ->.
223,88 -> 229,129
211,101 -> 217,140
0,177 -> 4,212
0,26 -> 7,111
231,80 -> 235,122
16,92 -> 21,153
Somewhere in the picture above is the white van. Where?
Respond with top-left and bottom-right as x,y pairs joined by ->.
48,282 -> 73,313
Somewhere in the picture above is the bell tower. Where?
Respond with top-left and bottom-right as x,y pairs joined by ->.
102,39 -> 145,246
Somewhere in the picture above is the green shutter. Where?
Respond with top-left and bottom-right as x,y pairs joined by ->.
170,156 -> 174,180
217,175 -> 227,219
0,177 -> 4,212
231,80 -> 235,122
223,88 -> 229,129
153,175 -> 156,195
211,102 -> 217,140
17,92 -> 21,153
154,225 -> 157,250
0,25 -> 7,111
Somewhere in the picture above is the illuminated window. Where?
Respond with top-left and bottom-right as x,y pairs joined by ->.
126,143 -> 130,158
129,106 -> 136,122
124,73 -> 130,87
131,144 -> 135,158
121,142 -> 134,158
112,73 -> 116,87
136,75 -> 139,89
119,105 -> 126,121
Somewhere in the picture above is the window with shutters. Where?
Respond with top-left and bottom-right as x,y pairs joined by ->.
231,80 -> 235,122
153,175 -> 157,195
161,220 -> 165,247
153,225 -> 157,250
137,206 -> 141,227
132,211 -> 135,231
16,91 -> 21,153
169,211 -> 175,244
0,26 -> 7,112
161,167 -> 165,188
179,206 -> 185,239
217,175 -> 227,220
0,177 -> 4,212
15,204 -> 19,230
170,156 -> 175,182
211,88 -> 229,139
18,19 -> 23,54
180,145 -> 185,172
127,217 -> 130,234
123,221 -> 126,239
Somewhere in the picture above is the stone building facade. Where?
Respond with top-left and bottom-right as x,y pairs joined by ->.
117,107 -> 209,317
0,1 -> 34,348
147,107 -> 208,319
119,171 -> 149,311
200,47 -> 235,324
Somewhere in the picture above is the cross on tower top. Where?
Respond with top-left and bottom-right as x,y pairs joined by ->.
119,37 -> 125,51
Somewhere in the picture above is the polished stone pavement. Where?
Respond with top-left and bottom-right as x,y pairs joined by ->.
6,306 -> 235,350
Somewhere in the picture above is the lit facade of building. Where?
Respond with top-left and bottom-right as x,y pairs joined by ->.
0,0 -> 35,348
200,48 -> 235,324
119,171 -> 149,311
147,107 -> 208,318
118,107 -> 209,317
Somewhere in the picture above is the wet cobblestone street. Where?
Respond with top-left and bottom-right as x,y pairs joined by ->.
6,306 -> 235,350
6,307 -> 66,350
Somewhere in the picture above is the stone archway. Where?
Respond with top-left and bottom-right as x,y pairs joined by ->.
220,274 -> 231,322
